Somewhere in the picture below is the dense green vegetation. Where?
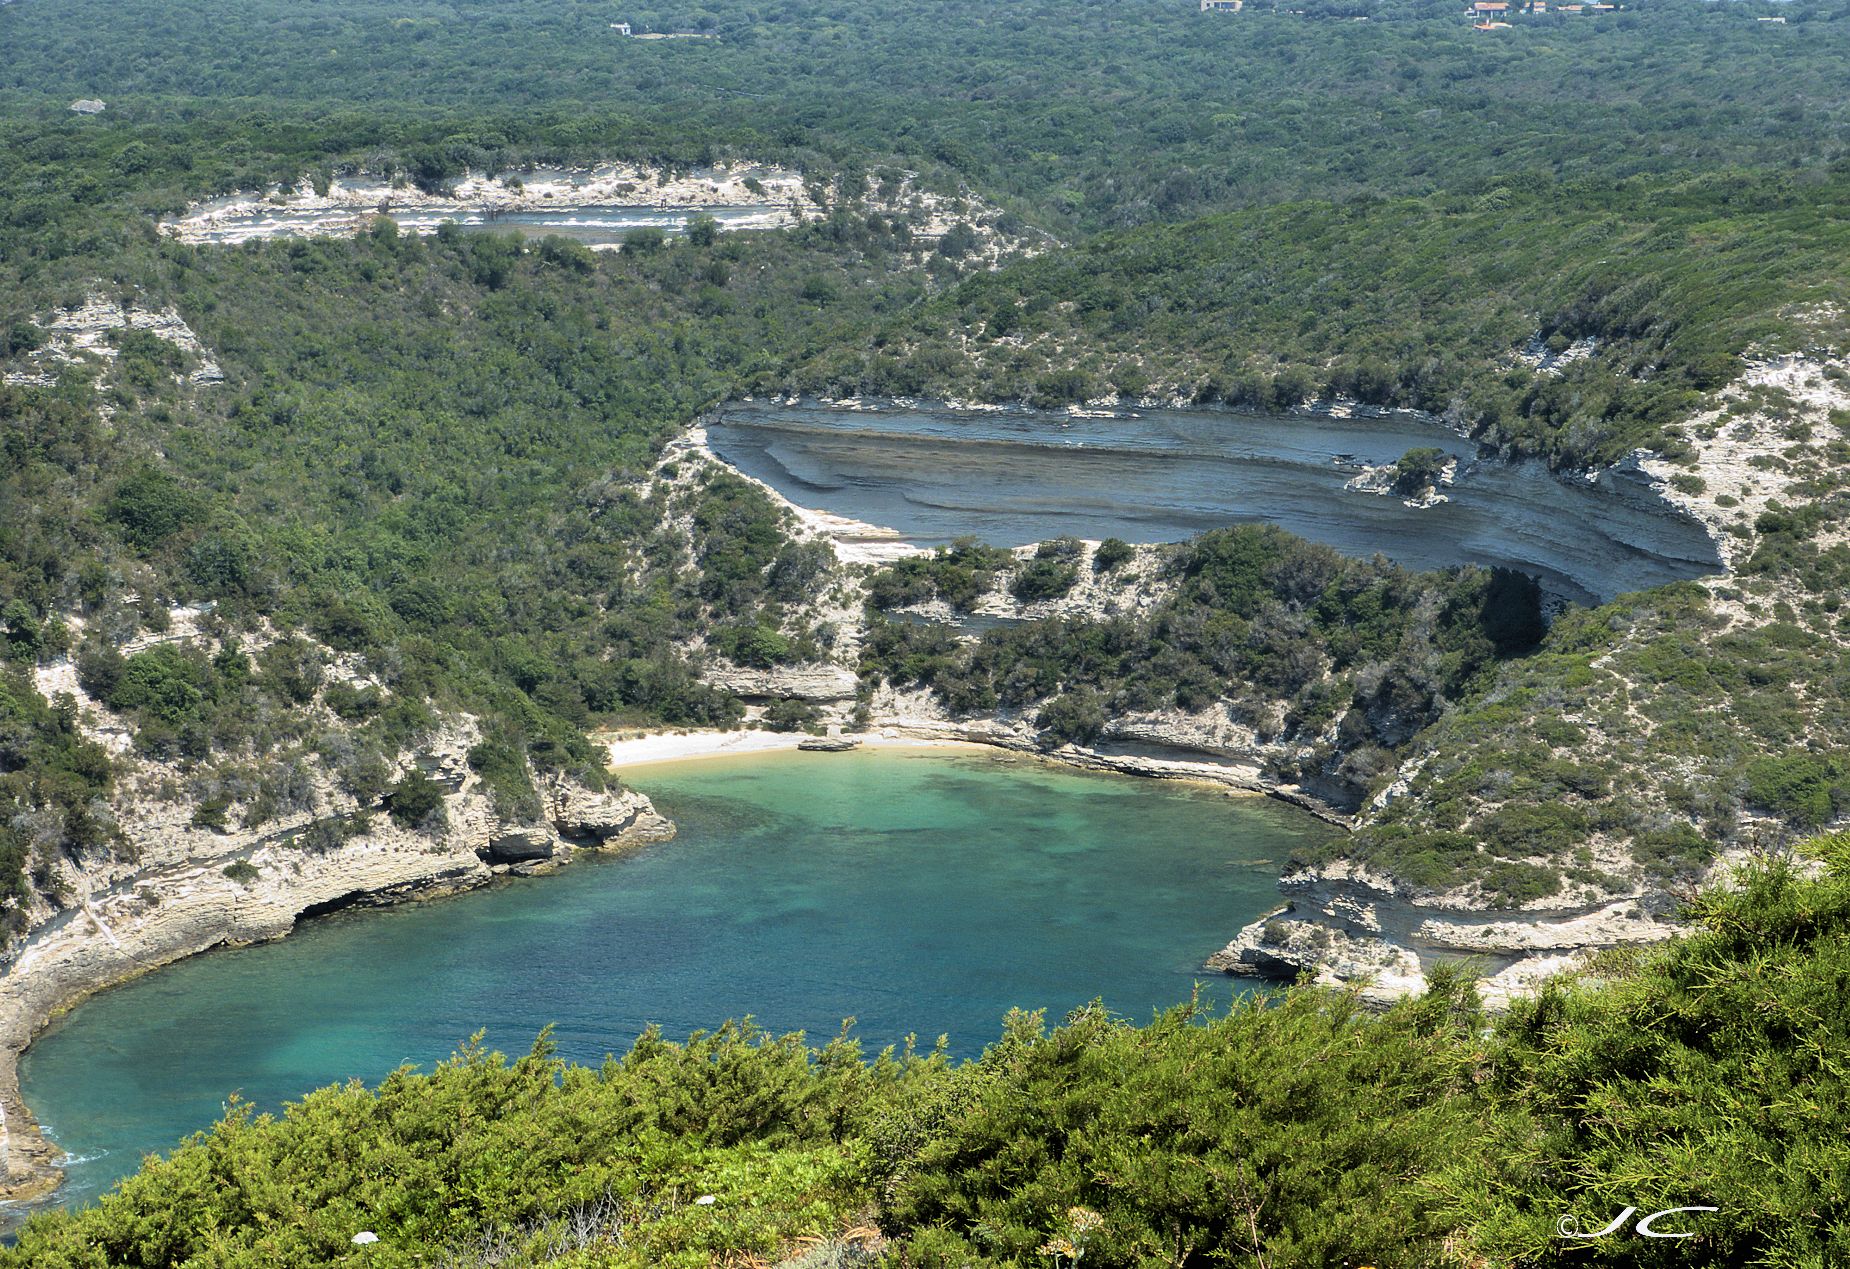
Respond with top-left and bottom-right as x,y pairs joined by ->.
0,667 -> 113,935
1320,549 -> 1850,897
6,0 -> 1850,1250
0,192 -> 943,907
12,843 -> 1850,1266
801,169 -> 1850,465
863,527 -> 1543,821
5,0 -> 1847,235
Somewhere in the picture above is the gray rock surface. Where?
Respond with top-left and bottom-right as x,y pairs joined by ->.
545,776 -> 676,843
484,830 -> 554,864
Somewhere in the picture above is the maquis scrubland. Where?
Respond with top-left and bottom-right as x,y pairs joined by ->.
3,0 -> 1850,1263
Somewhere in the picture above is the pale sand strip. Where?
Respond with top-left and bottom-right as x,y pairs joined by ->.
599,728 -> 984,771
598,726 -> 1279,803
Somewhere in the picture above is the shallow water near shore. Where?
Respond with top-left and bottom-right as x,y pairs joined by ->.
16,749 -> 1330,1212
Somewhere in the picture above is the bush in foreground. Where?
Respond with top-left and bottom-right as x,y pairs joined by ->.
14,842 -> 1850,1267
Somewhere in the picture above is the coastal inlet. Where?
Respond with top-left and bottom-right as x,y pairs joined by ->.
16,748 -> 1331,1212
707,399 -> 1723,606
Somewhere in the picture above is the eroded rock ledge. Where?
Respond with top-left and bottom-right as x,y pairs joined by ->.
1203,859 -> 1724,1010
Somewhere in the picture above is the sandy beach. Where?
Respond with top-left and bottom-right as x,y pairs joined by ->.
597,725 -> 1283,805
599,728 -> 985,770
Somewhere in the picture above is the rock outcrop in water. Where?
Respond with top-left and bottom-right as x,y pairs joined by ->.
546,774 -> 676,844
1202,859 -> 1688,1009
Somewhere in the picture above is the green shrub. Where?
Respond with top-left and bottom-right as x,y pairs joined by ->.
762,698 -> 822,733
875,987 -> 1485,1267
1010,557 -> 1078,603
467,737 -> 543,824
1092,538 -> 1134,573
386,770 -> 447,831
622,226 -> 666,253
715,622 -> 792,669
191,794 -> 231,831
1389,446 -> 1449,495
1036,688 -> 1106,746
1454,838 -> 1850,1266
1743,751 -> 1848,828
105,467 -> 203,551
322,681 -> 383,722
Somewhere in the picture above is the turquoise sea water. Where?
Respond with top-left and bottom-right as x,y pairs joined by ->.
15,748 -> 1332,1211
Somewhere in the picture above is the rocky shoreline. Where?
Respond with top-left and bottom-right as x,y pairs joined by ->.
603,708 -> 1687,1013
12,347 -> 1814,1207
668,393 -> 1760,1014
652,448 -> 1619,1012
0,738 -> 673,1206
856,715 -> 1688,1007
1202,867 -> 1685,1010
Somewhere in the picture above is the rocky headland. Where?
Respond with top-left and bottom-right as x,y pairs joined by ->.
0,719 -> 672,1203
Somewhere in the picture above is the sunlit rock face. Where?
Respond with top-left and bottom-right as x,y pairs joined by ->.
162,164 -> 806,247
707,399 -> 1721,606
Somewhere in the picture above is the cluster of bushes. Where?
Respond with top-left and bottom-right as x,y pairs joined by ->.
802,168 -> 1850,467
0,669 -> 114,935
1009,537 -> 1083,603
16,843 -> 1850,1266
866,538 -> 1015,613
862,526 -> 1543,806
1389,446 -> 1450,495
1333,567 -> 1850,900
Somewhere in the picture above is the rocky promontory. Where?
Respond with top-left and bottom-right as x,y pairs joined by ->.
0,722 -> 673,1204
1203,853 -> 1745,1009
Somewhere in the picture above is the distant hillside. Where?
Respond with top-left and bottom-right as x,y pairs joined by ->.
3,0 -> 1846,232
795,169 -> 1850,466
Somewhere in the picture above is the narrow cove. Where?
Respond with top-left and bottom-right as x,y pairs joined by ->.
706,398 -> 1723,605
14,748 -> 1334,1212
